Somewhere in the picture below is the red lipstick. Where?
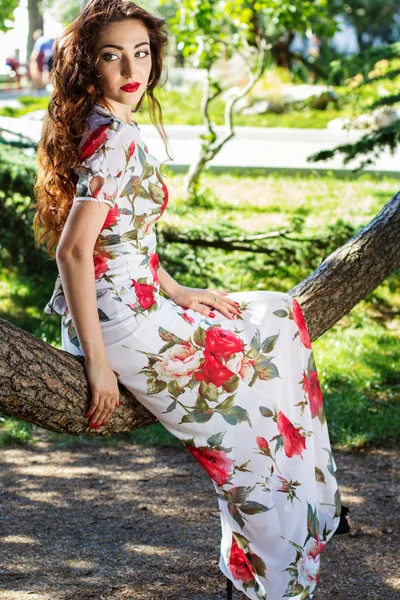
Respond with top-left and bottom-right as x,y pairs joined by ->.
120,82 -> 140,92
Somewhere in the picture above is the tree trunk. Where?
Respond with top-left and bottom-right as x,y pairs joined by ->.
27,0 -> 43,62
1,192 -> 399,437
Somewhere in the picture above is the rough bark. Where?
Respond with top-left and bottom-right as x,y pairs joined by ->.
0,318 -> 157,437
287,191 -> 400,334
0,192 -> 399,437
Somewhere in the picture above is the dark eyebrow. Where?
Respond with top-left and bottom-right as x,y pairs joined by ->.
100,42 -> 150,50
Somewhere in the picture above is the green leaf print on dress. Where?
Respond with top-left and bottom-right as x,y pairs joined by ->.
46,103 -> 342,600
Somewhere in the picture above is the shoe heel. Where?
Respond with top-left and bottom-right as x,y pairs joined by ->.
227,577 -> 233,599
334,504 -> 351,535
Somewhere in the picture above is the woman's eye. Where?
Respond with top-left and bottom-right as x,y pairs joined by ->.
103,53 -> 118,61
102,51 -> 150,61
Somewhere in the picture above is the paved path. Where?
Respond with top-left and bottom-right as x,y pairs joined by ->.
1,109 -> 399,175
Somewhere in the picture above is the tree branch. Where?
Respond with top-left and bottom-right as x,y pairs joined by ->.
1,192 -> 399,436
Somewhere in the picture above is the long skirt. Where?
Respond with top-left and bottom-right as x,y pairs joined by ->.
61,289 -> 341,600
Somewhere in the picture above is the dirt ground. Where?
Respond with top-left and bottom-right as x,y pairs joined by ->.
0,432 -> 398,600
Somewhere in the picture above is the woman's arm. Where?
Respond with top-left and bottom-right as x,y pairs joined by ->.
56,246 -> 107,364
157,265 -> 181,299
157,262 -> 240,320
56,190 -> 120,428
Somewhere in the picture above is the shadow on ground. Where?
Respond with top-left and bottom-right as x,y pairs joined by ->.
0,433 -> 398,600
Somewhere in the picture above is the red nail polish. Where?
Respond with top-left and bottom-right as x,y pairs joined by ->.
117,400 -> 120,407
209,312 -> 215,317
234,302 -> 240,305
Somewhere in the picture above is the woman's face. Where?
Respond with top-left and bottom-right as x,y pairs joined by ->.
94,19 -> 152,113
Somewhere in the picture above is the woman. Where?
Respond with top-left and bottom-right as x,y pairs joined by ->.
33,1 -> 348,599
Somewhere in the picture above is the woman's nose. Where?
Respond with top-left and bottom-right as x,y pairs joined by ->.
121,58 -> 137,79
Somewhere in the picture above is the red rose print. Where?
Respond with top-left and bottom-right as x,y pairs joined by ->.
78,124 -> 109,163
296,535 -> 326,588
149,252 -> 160,285
303,370 -> 323,417
101,204 -> 120,231
277,411 -> 306,458
194,350 -> 235,387
128,140 -> 136,158
256,436 -> 271,456
186,445 -> 233,485
205,327 -> 244,361
291,298 -> 312,349
93,254 -> 108,280
182,312 -> 195,324
229,535 -> 254,584
309,536 -> 326,558
131,279 -> 156,310
161,184 -> 169,214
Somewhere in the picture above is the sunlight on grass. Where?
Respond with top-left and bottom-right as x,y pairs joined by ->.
164,171 -> 398,235
1,170 -> 398,449
0,87 -> 354,129
314,304 -> 399,447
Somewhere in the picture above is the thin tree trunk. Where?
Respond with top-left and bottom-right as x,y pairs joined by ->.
183,39 -> 268,199
0,192 -> 399,436
27,0 -> 43,61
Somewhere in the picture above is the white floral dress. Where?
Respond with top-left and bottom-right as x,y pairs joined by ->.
45,102 -> 342,600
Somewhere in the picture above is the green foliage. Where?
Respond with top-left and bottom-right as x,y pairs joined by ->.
161,0 -> 339,198
0,144 -> 54,275
335,0 -> 400,50
1,156 -> 398,450
0,0 -> 19,33
311,44 -> 400,168
165,0 -> 338,67
0,95 -> 51,119
0,415 -> 33,446
328,42 -> 400,85
309,118 -> 400,170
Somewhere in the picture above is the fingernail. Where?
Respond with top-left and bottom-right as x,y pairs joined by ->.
117,400 -> 120,407
209,312 -> 215,317
237,310 -> 242,314
90,423 -> 96,428
234,302 -> 240,305
87,412 -> 92,418
101,420 -> 107,426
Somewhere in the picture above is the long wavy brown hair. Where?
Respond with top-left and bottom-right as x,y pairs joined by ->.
33,0 -> 171,259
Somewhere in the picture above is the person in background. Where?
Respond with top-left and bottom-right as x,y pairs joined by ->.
5,51 -> 23,89
29,29 -> 55,89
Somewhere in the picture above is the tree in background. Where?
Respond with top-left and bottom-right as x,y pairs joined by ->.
162,0 -> 338,201
336,0 -> 400,51
309,42 -> 400,170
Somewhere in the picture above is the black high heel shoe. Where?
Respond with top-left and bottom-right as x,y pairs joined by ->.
225,506 -> 351,599
227,577 -> 233,600
334,504 -> 351,535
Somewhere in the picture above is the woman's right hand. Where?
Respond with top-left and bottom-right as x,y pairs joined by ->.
84,357 -> 120,429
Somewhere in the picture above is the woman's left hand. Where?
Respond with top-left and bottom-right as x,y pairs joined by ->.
169,285 -> 241,320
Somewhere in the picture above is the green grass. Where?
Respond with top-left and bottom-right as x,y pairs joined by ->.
1,170 -> 399,450
0,87 -> 353,129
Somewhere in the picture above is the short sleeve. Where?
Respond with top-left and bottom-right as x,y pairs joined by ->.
73,120 -> 120,208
